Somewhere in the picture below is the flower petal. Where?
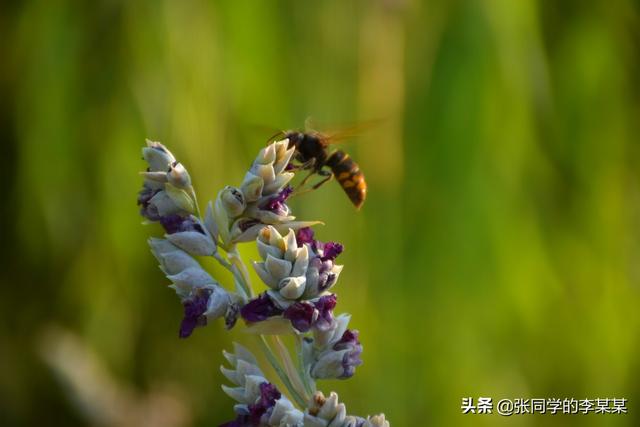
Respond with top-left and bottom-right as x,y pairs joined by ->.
291,245 -> 309,277
265,254 -> 292,280
279,276 -> 307,300
283,229 -> 298,262
257,238 -> 284,260
252,261 -> 279,289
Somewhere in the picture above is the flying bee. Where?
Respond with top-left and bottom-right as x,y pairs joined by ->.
276,127 -> 368,209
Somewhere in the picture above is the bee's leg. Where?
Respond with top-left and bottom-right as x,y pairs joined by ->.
293,171 -> 333,198
292,169 -> 331,198
288,158 -> 316,172
296,171 -> 316,190
311,170 -> 333,190
298,161 -> 318,187
300,158 -> 316,170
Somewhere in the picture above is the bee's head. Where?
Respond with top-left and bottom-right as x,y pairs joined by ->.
283,131 -> 305,149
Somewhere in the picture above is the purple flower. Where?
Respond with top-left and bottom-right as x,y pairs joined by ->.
137,186 -> 161,221
283,294 -> 337,332
296,227 -> 315,246
179,289 -> 211,338
262,186 -> 293,216
333,329 -> 363,379
256,382 -> 281,410
333,329 -> 360,351
160,214 -> 205,235
314,294 -> 337,331
310,326 -> 363,380
296,228 -> 344,293
240,293 -> 283,323
305,253 -> 343,297
283,301 -> 317,332
296,227 -> 345,262
321,242 -> 343,261
247,382 -> 281,425
220,382 -> 281,427
316,259 -> 340,293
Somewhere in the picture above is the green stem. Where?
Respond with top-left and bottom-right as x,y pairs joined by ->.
227,246 -> 254,298
228,243 -> 306,407
189,186 -> 202,218
212,252 -> 249,300
258,335 -> 307,408
213,252 -> 232,269
294,333 -> 315,396
273,335 -> 310,402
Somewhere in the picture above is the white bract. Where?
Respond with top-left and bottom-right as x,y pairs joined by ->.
252,226 -> 311,306
212,140 -> 320,247
305,392 -> 390,427
221,343 -> 304,426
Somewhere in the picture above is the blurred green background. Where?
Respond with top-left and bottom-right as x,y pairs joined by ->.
1,0 -> 640,426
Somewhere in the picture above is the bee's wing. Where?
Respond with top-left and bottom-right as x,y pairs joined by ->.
314,119 -> 384,144
304,116 -> 317,133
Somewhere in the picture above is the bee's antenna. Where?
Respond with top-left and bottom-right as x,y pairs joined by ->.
266,130 -> 286,143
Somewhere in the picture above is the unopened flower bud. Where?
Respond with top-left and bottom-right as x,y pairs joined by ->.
166,229 -> 216,256
220,186 -> 246,218
167,267 -> 216,298
167,161 -> 191,188
252,163 -> 276,184
314,314 -> 351,348
265,254 -> 293,281
311,349 -> 350,379
142,140 -> 176,171
311,328 -> 362,380
365,414 -> 390,427
179,286 -> 231,338
220,344 -> 303,427
148,191 -> 183,217
138,187 -> 161,220
164,183 -> 196,214
300,234 -> 344,299
229,218 -> 264,243
278,276 -> 307,299
252,227 -> 313,305
240,173 -> 264,202
273,139 -> 295,175
204,286 -> 231,320
257,144 -> 277,165
269,398 -> 304,426
246,140 -> 296,199
263,172 -> 295,194
148,238 -> 201,275
304,392 -> 347,427
140,170 -> 168,183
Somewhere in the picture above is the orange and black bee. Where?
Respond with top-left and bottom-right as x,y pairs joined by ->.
281,130 -> 367,209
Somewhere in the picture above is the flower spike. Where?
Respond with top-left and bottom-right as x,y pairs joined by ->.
137,139 -> 389,425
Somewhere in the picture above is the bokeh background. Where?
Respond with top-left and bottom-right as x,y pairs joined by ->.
2,0 -> 640,426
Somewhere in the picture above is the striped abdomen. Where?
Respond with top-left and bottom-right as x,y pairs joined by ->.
327,150 -> 367,209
